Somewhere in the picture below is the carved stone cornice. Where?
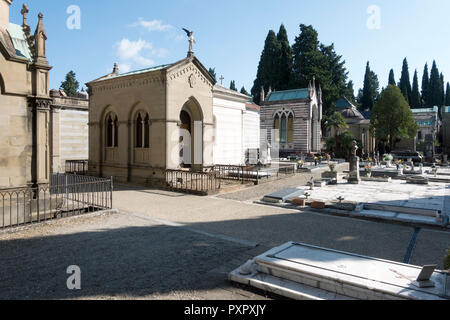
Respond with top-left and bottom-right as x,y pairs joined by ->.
90,75 -> 166,94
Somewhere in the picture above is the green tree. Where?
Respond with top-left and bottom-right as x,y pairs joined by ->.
208,68 -> 217,81
370,85 -> 418,151
240,86 -> 250,96
440,73 -> 445,107
360,62 -> 379,111
446,83 -> 450,106
230,80 -> 237,91
251,30 -> 281,104
398,58 -> 412,103
421,63 -> 430,107
60,71 -> 80,97
410,70 -> 421,108
388,69 -> 396,86
275,24 -> 293,91
324,111 -> 349,152
429,61 -> 442,107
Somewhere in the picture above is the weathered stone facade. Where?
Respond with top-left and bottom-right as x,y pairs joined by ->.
86,57 -> 216,186
0,1 -> 51,189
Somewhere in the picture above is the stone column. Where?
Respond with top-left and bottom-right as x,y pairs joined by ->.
29,97 -> 51,188
50,105 -> 61,173
348,140 -> 361,184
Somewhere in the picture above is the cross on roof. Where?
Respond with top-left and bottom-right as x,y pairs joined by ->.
219,75 -> 224,85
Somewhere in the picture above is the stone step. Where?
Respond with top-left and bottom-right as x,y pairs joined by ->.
229,242 -> 450,300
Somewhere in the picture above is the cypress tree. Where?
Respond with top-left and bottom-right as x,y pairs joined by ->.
276,24 -> 293,91
361,62 -> 376,111
446,83 -> 450,106
440,73 -> 445,106
410,70 -> 421,108
421,63 -> 430,107
429,61 -> 442,107
398,58 -> 412,104
388,69 -> 396,86
208,68 -> 217,81
240,86 -> 250,96
251,30 -> 281,104
230,80 -> 237,91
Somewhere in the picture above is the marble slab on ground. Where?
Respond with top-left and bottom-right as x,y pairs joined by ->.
263,188 -> 305,202
297,180 -> 446,213
231,242 -> 449,300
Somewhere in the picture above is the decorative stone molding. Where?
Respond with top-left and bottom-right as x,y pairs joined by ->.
91,76 -> 166,93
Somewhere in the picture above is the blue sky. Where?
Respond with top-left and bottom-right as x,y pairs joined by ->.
9,0 -> 450,95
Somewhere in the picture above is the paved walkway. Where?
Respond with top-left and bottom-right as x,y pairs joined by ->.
0,173 -> 449,300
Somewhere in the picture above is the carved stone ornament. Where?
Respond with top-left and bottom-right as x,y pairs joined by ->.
188,74 -> 196,88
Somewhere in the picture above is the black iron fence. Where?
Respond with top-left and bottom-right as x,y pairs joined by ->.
212,164 -> 296,185
165,170 -> 221,195
65,160 -> 89,175
0,174 -> 113,230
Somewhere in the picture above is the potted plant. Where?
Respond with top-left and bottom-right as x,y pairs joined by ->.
364,165 -> 372,178
383,154 -> 394,167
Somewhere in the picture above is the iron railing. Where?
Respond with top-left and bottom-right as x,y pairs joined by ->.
65,160 -> 89,175
212,164 -> 296,185
165,170 -> 221,195
0,174 -> 113,229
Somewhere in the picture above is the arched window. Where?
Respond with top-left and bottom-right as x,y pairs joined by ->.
273,110 -> 294,144
106,113 -> 119,148
135,111 -> 150,149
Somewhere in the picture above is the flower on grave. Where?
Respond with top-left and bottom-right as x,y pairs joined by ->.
364,166 -> 372,173
383,154 -> 393,161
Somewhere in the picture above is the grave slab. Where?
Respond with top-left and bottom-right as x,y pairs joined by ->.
263,188 -> 305,203
230,242 -> 450,300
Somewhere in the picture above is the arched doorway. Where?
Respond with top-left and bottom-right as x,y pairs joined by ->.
180,110 -> 192,168
179,98 -> 204,170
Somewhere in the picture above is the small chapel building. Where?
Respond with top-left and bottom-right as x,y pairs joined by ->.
259,80 -> 323,157
86,53 -> 260,186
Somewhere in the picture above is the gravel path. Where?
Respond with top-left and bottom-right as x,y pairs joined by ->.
0,211 -> 269,300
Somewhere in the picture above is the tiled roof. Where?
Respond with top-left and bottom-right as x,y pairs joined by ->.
266,88 -> 309,102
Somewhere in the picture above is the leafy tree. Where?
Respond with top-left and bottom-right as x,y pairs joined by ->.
398,58 -> 412,103
388,69 -> 396,86
410,70 -> 421,108
421,63 -> 430,107
240,86 -> 250,96
208,68 -> 217,81
324,111 -> 349,152
251,30 -> 281,104
360,62 -> 379,111
275,24 -> 293,91
370,85 -> 418,151
230,80 -> 237,91
60,71 -> 80,97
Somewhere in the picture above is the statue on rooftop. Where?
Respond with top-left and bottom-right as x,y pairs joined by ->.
182,28 -> 195,57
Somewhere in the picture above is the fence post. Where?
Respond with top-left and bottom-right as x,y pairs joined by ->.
110,176 -> 114,209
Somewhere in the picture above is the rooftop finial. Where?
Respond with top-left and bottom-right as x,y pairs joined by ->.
21,4 -> 29,28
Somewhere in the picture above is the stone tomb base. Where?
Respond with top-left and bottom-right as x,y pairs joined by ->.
229,242 -> 450,300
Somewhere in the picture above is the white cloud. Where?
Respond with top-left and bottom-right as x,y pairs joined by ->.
115,38 -> 156,68
130,18 -> 173,32
119,63 -> 132,73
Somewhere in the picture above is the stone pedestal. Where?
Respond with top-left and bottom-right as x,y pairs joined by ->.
348,155 -> 361,184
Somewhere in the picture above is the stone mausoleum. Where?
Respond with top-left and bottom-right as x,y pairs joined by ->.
0,1 -> 52,189
259,79 -> 322,157
86,49 -> 261,186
